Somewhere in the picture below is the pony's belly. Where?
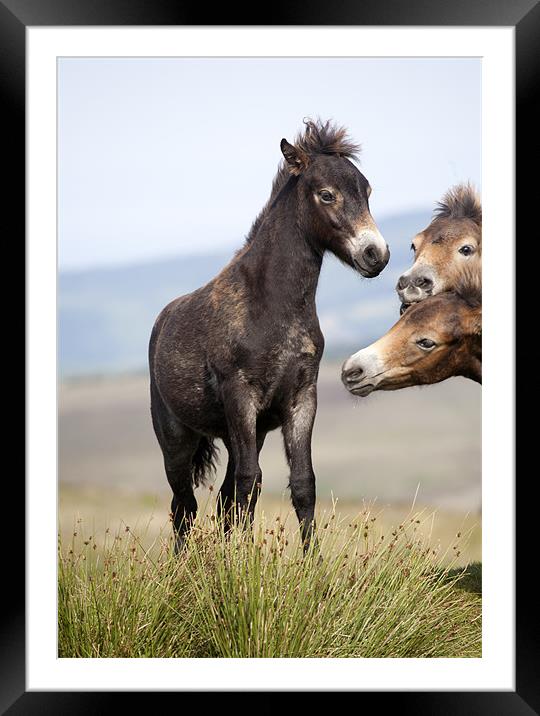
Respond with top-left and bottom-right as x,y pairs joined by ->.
257,408 -> 283,433
154,325 -> 319,440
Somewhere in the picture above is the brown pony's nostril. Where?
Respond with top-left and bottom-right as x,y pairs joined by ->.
397,275 -> 409,290
344,368 -> 363,383
414,276 -> 433,289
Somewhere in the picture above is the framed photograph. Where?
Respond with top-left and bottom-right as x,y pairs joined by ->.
8,0 -> 532,710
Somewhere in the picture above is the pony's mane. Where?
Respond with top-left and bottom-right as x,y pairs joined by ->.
433,183 -> 482,231
245,162 -> 291,244
454,265 -> 482,308
245,119 -> 361,245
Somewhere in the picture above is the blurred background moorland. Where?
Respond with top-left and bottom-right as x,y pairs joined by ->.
59,57 -> 481,562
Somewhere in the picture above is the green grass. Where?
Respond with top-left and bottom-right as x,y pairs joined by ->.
58,505 -> 481,658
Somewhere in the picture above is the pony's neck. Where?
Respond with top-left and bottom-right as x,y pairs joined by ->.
241,180 -> 323,309
464,340 -> 482,383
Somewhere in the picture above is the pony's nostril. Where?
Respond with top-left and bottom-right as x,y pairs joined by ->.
397,275 -> 409,290
345,368 -> 363,383
414,276 -> 433,289
363,244 -> 379,267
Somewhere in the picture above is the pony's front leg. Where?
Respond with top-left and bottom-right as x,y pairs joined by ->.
219,430 -> 267,529
220,379 -> 261,524
282,382 -> 318,551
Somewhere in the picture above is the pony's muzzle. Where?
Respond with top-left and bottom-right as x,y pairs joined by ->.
350,227 -> 389,277
341,350 -> 381,397
396,268 -> 435,304
353,241 -> 390,278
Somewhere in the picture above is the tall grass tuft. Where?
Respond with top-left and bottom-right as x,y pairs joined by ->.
58,506 -> 481,658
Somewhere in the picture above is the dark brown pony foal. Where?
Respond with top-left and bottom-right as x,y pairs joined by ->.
149,120 -> 389,550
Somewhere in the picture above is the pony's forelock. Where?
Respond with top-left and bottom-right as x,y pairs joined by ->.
294,118 -> 361,162
433,183 -> 482,230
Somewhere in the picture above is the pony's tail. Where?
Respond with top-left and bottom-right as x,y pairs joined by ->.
191,437 -> 219,488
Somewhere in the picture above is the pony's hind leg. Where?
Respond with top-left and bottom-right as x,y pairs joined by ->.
150,387 -> 200,552
168,472 -> 198,552
165,431 -> 200,552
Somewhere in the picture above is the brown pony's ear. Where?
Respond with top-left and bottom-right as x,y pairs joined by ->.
467,305 -> 482,337
280,138 -> 309,175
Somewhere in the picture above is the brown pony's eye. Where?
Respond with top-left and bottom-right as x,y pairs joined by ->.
459,245 -> 474,256
410,243 -> 416,252
319,190 -> 335,204
416,338 -> 436,350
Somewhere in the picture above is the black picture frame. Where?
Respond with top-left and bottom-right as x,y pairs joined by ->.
7,0 -> 533,711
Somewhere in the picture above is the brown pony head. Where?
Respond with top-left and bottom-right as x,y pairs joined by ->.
396,183 -> 481,307
342,268 -> 482,395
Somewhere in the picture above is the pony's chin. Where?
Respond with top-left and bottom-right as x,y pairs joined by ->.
353,259 -> 383,278
348,382 -> 376,397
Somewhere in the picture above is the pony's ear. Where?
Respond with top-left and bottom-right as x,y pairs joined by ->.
280,138 -> 309,175
468,305 -> 482,337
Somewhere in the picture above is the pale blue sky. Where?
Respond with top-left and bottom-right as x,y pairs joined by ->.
58,57 -> 481,270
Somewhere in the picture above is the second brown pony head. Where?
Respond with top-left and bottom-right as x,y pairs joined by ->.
397,183 -> 481,308
342,268 -> 482,395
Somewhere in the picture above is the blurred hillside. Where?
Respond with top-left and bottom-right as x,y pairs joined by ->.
59,209 -> 430,376
59,362 -> 481,511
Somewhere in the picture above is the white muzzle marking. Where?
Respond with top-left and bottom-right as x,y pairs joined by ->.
342,345 -> 384,396
353,228 -> 387,256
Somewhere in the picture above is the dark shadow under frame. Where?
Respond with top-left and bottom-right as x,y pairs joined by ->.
6,0 -> 534,712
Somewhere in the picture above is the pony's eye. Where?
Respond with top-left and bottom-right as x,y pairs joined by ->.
319,190 -> 335,204
459,245 -> 474,256
416,338 -> 436,350
410,243 -> 416,252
